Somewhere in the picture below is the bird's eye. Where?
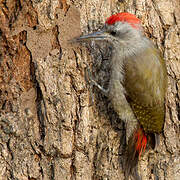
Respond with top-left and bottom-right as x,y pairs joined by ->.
110,31 -> 116,36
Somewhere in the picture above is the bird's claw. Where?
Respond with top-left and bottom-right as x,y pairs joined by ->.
85,67 -> 109,96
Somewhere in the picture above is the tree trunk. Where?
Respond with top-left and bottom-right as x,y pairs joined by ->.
0,0 -> 179,179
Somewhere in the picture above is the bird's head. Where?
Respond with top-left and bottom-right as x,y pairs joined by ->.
73,12 -> 143,46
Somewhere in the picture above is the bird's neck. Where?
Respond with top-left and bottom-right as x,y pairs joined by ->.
112,36 -> 152,62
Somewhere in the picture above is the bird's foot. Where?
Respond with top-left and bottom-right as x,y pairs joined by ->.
85,67 -> 109,96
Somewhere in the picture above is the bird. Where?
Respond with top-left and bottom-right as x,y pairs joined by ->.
72,12 -> 167,179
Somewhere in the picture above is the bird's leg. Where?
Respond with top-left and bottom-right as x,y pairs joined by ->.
85,67 -> 109,97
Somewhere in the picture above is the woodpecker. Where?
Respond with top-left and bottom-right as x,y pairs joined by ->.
73,12 -> 167,179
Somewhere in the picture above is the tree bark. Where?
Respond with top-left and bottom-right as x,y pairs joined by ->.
0,0 -> 179,179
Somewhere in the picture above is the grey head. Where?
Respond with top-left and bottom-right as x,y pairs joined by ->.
73,21 -> 143,48
72,13 -> 151,56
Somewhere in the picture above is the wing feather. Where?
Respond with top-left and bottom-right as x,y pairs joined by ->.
124,47 -> 167,133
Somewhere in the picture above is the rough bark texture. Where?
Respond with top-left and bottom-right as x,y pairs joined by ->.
0,0 -> 179,180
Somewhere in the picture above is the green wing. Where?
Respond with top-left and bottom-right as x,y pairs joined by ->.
124,47 -> 167,133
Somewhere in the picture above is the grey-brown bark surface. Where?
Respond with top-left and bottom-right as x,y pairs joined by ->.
0,0 -> 179,179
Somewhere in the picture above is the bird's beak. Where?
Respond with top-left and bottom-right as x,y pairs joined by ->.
71,31 -> 108,42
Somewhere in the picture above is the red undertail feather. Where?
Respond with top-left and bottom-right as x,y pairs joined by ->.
105,12 -> 141,29
124,128 -> 148,179
134,128 -> 147,158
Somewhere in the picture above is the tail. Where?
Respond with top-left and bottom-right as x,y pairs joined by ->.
124,127 -> 148,180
